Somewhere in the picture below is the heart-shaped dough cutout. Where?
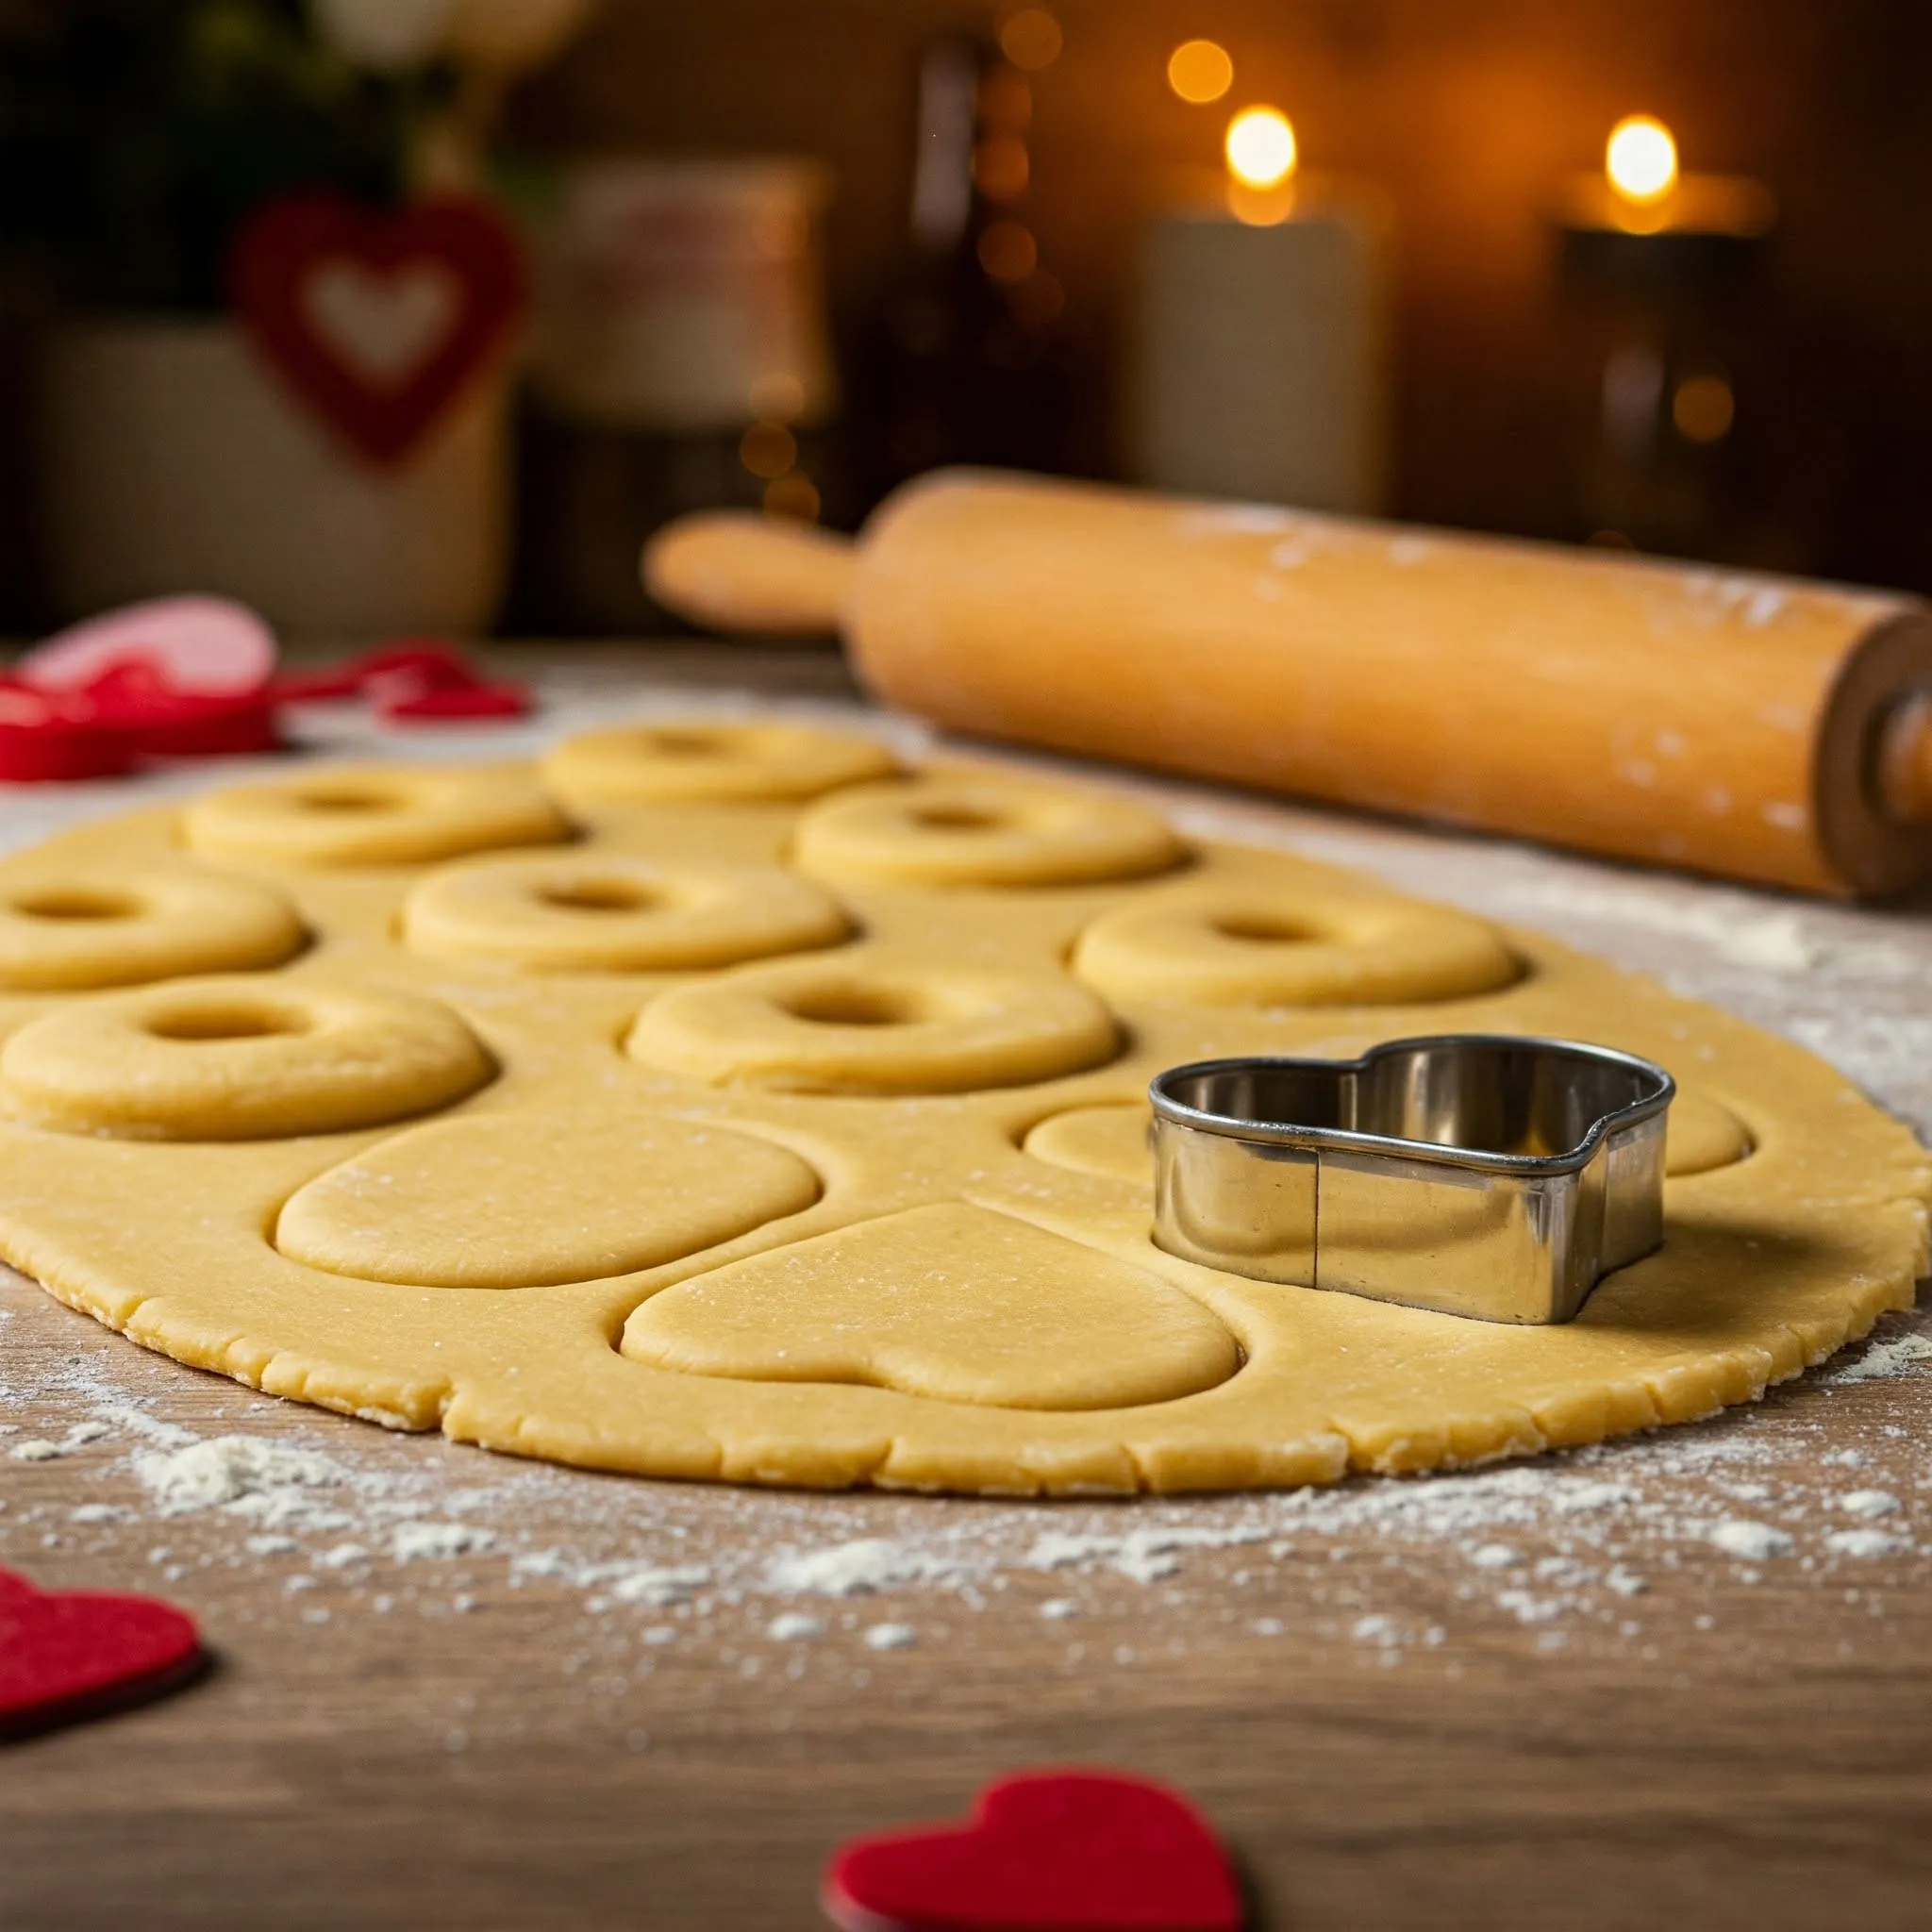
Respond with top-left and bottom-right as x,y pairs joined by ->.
277,1106 -> 820,1288
623,1202 -> 1240,1410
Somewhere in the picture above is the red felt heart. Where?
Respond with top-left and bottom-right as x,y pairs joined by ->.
231,192 -> 525,467
0,1565 -> 205,1740
823,1770 -> 1246,1932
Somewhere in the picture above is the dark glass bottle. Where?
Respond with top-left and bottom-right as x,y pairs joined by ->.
849,32 -> 1075,509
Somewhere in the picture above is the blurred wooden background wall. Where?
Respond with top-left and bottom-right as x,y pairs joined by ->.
520,0 -> 1932,591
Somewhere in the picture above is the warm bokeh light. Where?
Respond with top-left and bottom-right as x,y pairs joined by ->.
764,474 -> 822,521
1224,107 -> 1298,190
739,421 -> 797,480
1673,372 -> 1736,443
978,66 -> 1032,130
1008,268 -> 1065,328
998,8 -> 1062,72
974,134 -> 1030,201
976,218 -> 1039,283
747,371 -> 806,423
1168,39 -> 1233,105
1606,115 -> 1678,205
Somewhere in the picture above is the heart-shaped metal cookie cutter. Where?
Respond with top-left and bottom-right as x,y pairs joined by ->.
1149,1035 -> 1674,1324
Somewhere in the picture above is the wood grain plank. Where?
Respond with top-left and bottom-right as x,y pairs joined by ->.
2,650 -> 1929,1930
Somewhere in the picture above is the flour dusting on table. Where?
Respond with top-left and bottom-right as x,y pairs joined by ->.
3,674 -> 1928,1717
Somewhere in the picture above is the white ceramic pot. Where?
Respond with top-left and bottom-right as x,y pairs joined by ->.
39,318 -> 511,638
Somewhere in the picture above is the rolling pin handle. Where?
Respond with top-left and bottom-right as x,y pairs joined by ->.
642,512 -> 858,638
1876,688 -> 1932,825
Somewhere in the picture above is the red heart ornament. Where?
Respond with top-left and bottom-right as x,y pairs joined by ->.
0,1565 -> 205,1740
823,1770 -> 1246,1932
231,192 -> 525,466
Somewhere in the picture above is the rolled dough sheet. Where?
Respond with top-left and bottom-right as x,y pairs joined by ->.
0,724 -> 1924,1495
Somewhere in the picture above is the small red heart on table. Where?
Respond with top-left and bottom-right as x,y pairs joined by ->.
823,1769 -> 1246,1932
231,192 -> 525,467
0,1565 -> 205,1740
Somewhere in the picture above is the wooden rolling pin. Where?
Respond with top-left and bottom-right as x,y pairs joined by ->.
645,470 -> 1932,899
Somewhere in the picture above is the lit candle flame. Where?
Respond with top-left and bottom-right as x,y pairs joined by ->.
1606,115 -> 1678,206
1224,107 -> 1298,191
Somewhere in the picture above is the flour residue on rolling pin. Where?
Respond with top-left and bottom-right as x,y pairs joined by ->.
835,472 -> 1932,898
1185,495 -> 1890,649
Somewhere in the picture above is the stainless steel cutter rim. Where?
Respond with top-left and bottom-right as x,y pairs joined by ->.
1147,1034 -> 1676,1176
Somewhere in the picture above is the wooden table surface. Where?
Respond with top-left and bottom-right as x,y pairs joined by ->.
4,646 -> 1931,1931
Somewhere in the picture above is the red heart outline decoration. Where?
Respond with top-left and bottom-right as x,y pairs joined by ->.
230,192 -> 525,467
0,1565 -> 206,1740
823,1769 -> 1247,1931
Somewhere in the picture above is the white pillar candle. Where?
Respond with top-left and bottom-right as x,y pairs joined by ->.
1128,179 -> 1392,515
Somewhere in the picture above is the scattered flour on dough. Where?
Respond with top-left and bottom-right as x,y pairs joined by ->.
1479,875 -> 1925,979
